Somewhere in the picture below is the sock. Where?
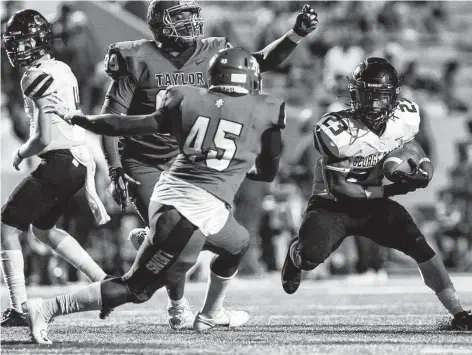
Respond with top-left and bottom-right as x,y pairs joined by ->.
436,286 -> 464,317
42,282 -> 102,319
417,254 -> 464,316
53,236 -> 106,282
200,270 -> 236,318
1,250 -> 27,312
166,278 -> 186,301
169,297 -> 184,307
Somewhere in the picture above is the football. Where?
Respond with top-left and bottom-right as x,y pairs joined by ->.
383,145 -> 421,182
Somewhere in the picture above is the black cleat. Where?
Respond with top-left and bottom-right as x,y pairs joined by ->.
451,310 -> 472,331
281,238 -> 302,294
99,275 -> 115,320
1,307 -> 28,327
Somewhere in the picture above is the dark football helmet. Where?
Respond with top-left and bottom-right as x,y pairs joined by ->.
147,0 -> 203,49
2,9 -> 52,68
208,48 -> 261,95
348,57 -> 400,131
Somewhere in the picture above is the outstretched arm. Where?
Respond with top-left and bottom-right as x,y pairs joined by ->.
251,4 -> 318,72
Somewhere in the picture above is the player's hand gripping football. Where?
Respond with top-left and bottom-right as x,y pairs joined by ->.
293,4 -> 318,37
108,167 -> 141,213
390,158 -> 430,189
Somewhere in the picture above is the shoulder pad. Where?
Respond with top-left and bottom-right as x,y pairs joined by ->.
104,40 -> 148,80
313,111 -> 351,159
199,37 -> 228,50
259,94 -> 286,128
396,98 -> 420,141
21,67 -> 55,99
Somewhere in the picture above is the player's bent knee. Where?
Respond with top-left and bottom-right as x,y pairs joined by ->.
299,243 -> 329,270
402,236 -> 436,263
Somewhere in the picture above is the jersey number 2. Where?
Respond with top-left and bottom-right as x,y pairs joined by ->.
184,116 -> 243,171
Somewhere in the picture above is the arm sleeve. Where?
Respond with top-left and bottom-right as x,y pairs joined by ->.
21,68 -> 55,99
251,32 -> 298,73
100,76 -> 137,173
247,127 -> 282,182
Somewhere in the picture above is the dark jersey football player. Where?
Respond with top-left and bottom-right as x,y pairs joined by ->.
280,57 -> 472,331
27,47 -> 286,343
99,0 -> 318,328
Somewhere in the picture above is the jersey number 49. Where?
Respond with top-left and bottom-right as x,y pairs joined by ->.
184,116 -> 243,171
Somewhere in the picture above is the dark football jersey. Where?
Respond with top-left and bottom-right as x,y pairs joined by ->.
103,37 -> 229,161
164,86 -> 285,206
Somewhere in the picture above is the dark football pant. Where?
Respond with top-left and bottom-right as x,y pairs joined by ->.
297,196 -> 436,271
1,150 -> 86,231
101,203 -> 249,309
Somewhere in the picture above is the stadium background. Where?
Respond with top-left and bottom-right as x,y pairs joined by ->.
1,1 -> 471,285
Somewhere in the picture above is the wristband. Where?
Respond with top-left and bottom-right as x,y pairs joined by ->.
286,29 -> 303,44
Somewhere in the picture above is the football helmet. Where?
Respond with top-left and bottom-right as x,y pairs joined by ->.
348,57 -> 400,131
2,9 -> 52,68
208,48 -> 261,95
147,0 -> 203,49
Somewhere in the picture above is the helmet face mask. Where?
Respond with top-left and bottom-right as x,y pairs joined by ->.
2,10 -> 52,68
349,57 -> 400,131
208,48 -> 261,95
148,1 -> 203,49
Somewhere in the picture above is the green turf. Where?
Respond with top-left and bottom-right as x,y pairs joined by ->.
1,274 -> 471,355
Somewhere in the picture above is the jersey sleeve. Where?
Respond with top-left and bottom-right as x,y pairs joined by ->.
21,67 -> 55,100
313,113 -> 347,160
102,42 -> 144,113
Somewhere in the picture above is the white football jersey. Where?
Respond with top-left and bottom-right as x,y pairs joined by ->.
21,58 -> 85,154
312,99 -> 420,199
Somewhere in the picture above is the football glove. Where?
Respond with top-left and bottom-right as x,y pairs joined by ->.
390,158 -> 430,189
108,167 -> 140,213
293,4 -> 318,37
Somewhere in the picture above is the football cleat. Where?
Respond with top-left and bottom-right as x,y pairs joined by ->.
193,309 -> 250,332
451,310 -> 472,331
281,238 -> 302,294
167,297 -> 195,330
1,307 -> 28,327
22,298 -> 53,345
128,227 -> 148,251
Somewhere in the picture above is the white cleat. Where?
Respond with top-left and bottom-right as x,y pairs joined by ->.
193,309 -> 250,332
167,297 -> 195,330
128,227 -> 148,251
22,298 -> 52,345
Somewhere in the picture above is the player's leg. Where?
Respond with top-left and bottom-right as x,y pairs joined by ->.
194,215 -> 251,332
0,171 -> 56,327
123,158 -> 191,328
281,196 -> 349,294
29,153 -> 107,283
363,199 -> 471,330
23,204 -> 202,344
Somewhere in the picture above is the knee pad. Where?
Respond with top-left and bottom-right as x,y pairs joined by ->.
403,236 -> 436,263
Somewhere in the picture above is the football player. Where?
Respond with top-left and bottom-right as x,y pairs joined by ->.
100,0 -> 318,329
1,10 -> 110,327
24,47 -> 286,344
281,57 -> 472,331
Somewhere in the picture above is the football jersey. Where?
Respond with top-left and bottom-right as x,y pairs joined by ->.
312,99 -> 421,199
103,37 -> 229,161
21,58 -> 86,154
166,86 -> 286,206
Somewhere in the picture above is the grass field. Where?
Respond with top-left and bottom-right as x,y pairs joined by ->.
1,273 -> 471,355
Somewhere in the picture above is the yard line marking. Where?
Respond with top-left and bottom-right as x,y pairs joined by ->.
421,348 -> 472,354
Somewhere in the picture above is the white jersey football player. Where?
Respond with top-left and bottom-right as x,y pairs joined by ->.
282,57 -> 472,331
1,9 -> 109,327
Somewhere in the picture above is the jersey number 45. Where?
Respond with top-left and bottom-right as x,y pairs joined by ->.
184,116 -> 243,171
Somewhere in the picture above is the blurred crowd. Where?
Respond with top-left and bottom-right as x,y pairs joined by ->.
1,1 -> 471,285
